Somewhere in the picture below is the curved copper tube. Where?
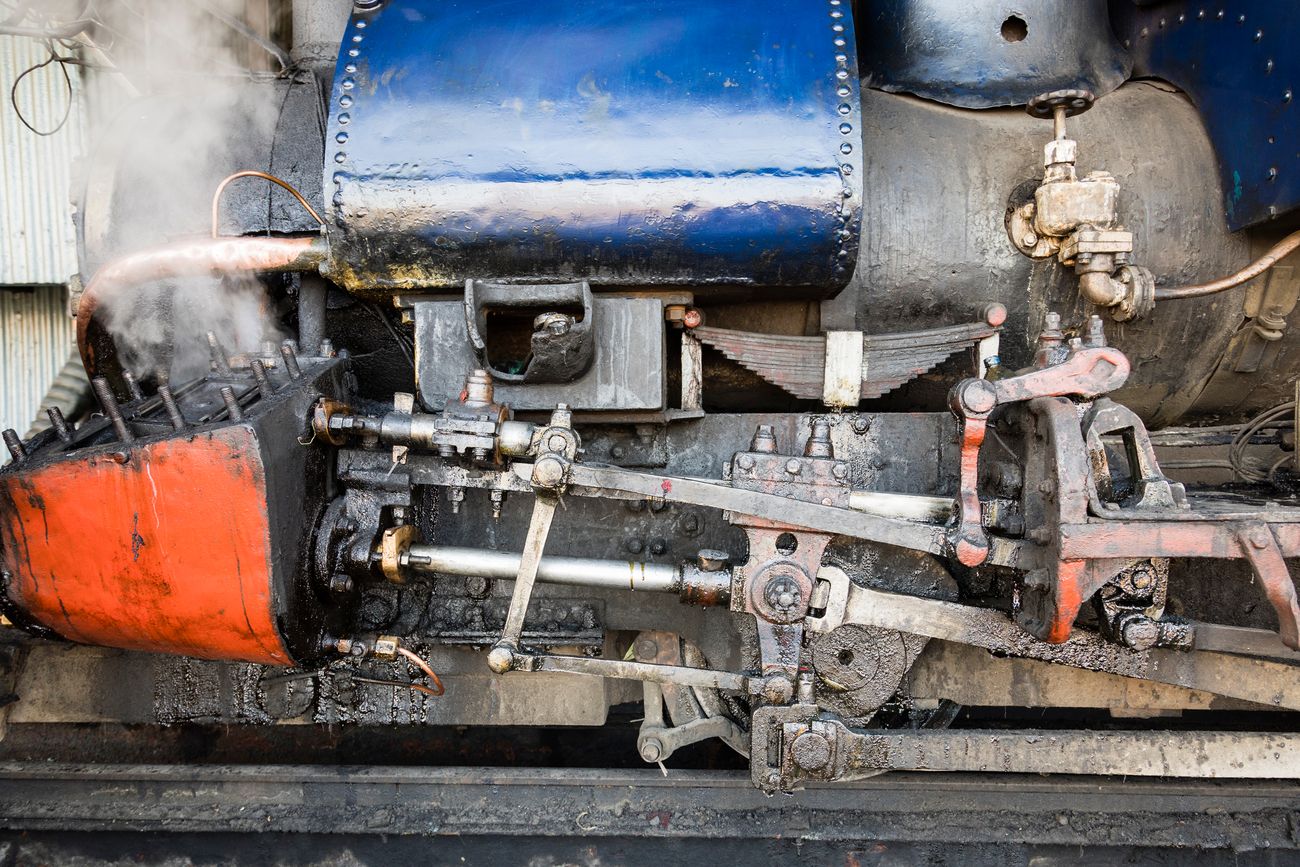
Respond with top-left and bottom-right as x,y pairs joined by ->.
76,235 -> 329,383
210,170 -> 326,238
397,646 -> 446,696
1155,229 -> 1300,301
352,675 -> 444,698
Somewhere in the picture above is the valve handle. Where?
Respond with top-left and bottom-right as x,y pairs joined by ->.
1026,88 -> 1096,120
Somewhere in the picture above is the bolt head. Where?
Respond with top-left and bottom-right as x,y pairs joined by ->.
634,637 -> 660,660
1021,232 -> 1038,247
764,574 -> 803,614
736,454 -> 755,470
791,731 -> 832,771
547,433 -> 568,452
532,455 -> 567,488
1119,615 -> 1160,651
785,459 -> 802,475
639,738 -> 663,762
832,463 -> 848,479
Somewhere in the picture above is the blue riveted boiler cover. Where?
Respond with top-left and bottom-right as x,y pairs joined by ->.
323,0 -> 862,298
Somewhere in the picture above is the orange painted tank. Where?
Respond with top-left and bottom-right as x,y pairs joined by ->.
0,427 -> 293,665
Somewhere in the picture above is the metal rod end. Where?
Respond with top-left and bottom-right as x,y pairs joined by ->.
220,386 -> 244,421
157,384 -> 186,432
3,429 -> 27,463
46,407 -> 73,443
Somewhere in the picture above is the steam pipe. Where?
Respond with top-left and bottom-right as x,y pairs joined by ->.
76,235 -> 330,387
1155,229 -> 1300,301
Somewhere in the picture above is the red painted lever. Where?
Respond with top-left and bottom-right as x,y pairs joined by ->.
947,346 -> 1131,566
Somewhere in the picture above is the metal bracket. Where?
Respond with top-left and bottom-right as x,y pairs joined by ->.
464,279 -> 595,383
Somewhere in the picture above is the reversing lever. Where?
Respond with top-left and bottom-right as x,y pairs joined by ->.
947,325 -> 1130,567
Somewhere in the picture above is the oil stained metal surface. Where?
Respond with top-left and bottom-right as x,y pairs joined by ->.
325,0 -> 862,295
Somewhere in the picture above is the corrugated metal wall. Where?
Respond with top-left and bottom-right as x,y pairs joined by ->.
0,286 -> 76,436
1,35 -> 85,438
0,35 -> 83,285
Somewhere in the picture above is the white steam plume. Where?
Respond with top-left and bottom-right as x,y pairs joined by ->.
81,0 -> 291,384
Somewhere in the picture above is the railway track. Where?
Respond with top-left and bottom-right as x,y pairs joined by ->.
1,761 -> 1298,861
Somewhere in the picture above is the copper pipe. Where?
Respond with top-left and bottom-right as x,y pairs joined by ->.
397,646 -> 446,696
76,235 -> 329,381
210,170 -> 326,238
1155,229 -> 1300,301
352,675 -> 444,698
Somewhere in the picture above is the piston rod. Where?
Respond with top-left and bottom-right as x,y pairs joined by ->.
404,544 -> 682,593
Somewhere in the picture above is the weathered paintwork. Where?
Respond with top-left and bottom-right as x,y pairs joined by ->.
1113,1 -> 1300,230
324,0 -> 862,295
859,0 -> 1131,109
0,429 -> 291,665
